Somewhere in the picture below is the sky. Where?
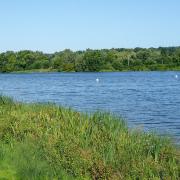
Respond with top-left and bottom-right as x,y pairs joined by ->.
0,0 -> 180,53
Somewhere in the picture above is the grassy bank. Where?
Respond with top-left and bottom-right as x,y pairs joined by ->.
8,66 -> 180,74
0,96 -> 179,179
10,68 -> 59,74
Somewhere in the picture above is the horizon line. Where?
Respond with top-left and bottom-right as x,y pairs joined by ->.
1,45 -> 180,54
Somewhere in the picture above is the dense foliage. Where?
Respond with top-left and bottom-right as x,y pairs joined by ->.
0,96 -> 179,179
1,47 -> 180,72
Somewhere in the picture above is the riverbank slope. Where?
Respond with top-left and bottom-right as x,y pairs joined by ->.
0,96 -> 179,179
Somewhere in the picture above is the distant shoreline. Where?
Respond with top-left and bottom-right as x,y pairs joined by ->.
6,68 -> 180,74
1,47 -> 180,73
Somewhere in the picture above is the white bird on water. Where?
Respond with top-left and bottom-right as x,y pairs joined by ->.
96,78 -> 99,83
175,75 -> 178,79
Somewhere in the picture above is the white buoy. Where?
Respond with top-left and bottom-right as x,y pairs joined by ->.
96,78 -> 99,82
175,75 -> 178,79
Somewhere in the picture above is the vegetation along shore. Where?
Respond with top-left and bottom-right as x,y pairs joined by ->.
0,96 -> 179,179
1,46 -> 180,73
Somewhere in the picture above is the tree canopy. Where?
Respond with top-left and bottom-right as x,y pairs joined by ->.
0,47 -> 180,72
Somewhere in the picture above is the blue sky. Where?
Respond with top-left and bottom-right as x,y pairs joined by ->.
0,0 -> 180,53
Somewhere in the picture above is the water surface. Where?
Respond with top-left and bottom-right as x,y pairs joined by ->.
0,72 -> 180,143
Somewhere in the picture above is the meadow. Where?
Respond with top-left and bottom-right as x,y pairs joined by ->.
0,96 -> 179,179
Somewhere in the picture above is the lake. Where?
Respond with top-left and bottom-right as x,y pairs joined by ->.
0,72 -> 180,143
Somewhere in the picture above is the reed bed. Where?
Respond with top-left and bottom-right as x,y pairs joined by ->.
0,96 -> 179,179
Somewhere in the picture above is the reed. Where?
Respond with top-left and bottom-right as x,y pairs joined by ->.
0,96 -> 179,179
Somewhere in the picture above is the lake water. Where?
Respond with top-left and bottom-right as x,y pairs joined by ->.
0,72 -> 180,143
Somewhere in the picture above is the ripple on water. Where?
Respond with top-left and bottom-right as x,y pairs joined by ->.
0,72 -> 180,143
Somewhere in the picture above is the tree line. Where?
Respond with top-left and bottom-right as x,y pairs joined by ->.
0,47 -> 180,72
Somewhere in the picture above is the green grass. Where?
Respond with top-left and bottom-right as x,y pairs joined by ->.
10,68 -> 59,74
8,65 -> 180,74
0,96 -> 179,179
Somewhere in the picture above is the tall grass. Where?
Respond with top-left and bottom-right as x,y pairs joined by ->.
0,96 -> 179,179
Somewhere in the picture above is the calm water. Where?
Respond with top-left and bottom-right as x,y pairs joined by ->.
0,72 -> 180,143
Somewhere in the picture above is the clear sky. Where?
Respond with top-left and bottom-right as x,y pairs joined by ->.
0,0 -> 180,53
